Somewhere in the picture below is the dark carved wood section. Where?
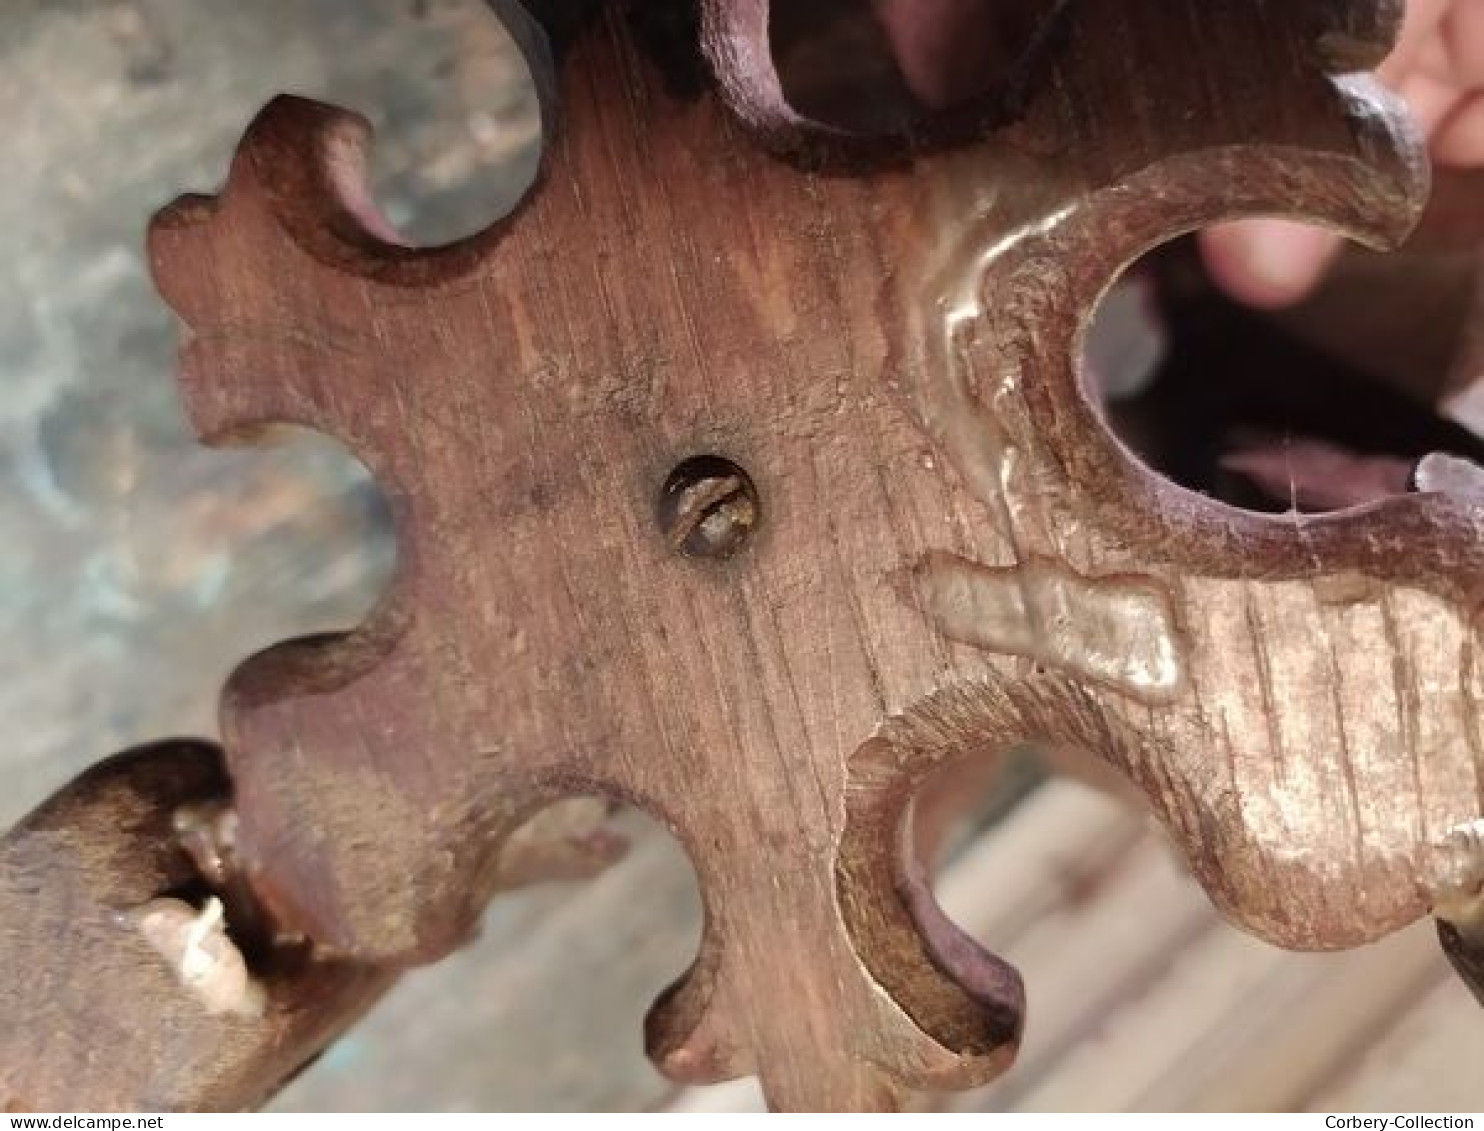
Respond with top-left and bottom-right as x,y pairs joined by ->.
0,744 -> 393,1111
9,0 -> 1470,1112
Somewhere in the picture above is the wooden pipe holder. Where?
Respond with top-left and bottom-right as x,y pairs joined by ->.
9,0 -> 1482,1112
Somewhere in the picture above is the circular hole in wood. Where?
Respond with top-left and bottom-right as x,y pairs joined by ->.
1091,237 -> 1484,515
357,0 -> 543,248
657,455 -> 760,560
769,0 -> 1062,134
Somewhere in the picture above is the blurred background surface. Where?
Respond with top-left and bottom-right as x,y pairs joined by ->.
3,0 -> 1479,1112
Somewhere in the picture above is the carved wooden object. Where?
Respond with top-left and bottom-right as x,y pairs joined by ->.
8,0 -> 1479,1112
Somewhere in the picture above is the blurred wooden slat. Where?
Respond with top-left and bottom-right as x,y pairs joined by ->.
950,785 -> 1472,1112
1121,925 -> 1443,1112
1308,972 -> 1481,1112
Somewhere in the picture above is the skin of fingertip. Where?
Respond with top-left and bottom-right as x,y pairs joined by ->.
1196,225 -> 1337,311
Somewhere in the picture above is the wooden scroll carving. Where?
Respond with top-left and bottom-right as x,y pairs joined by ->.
9,0 -> 1475,1112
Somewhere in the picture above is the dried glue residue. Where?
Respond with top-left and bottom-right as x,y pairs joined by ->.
900,169 -> 1188,700
909,201 -> 1079,552
913,554 -> 1184,701
1428,819 -> 1484,924
128,896 -> 265,1019
1413,452 -> 1484,500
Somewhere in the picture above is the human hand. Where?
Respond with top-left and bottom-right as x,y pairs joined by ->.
1200,0 -> 1484,308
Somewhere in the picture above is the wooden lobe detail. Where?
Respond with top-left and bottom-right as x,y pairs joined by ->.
145,0 -> 1447,1111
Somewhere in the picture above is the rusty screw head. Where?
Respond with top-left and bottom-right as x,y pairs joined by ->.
658,455 -> 760,560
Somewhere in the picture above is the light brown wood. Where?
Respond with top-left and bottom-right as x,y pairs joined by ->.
146,0 -> 1442,1109
10,0 -> 1476,1112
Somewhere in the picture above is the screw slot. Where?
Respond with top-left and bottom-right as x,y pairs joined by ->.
658,455 -> 760,560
